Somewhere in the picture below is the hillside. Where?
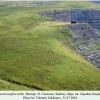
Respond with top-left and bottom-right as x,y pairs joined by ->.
0,1 -> 100,90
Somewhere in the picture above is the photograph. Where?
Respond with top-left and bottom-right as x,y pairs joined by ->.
0,0 -> 100,93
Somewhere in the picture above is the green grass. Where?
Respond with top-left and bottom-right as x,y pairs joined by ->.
0,79 -> 34,90
41,1 -> 100,10
0,1 -> 100,90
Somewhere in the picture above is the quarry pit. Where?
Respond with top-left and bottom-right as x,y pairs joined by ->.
40,9 -> 100,68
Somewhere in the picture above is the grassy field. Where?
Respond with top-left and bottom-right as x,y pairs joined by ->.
0,1 -> 100,90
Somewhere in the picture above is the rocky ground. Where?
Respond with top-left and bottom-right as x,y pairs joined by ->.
65,23 -> 100,68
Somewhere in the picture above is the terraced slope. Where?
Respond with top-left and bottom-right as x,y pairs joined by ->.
0,1 -> 100,90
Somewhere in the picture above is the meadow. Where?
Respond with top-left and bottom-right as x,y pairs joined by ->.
0,1 -> 100,90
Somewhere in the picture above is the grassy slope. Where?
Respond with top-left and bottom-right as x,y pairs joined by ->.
0,79 -> 34,90
0,1 -> 100,90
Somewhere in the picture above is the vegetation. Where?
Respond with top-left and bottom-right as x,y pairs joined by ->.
0,1 -> 100,90
0,79 -> 33,90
